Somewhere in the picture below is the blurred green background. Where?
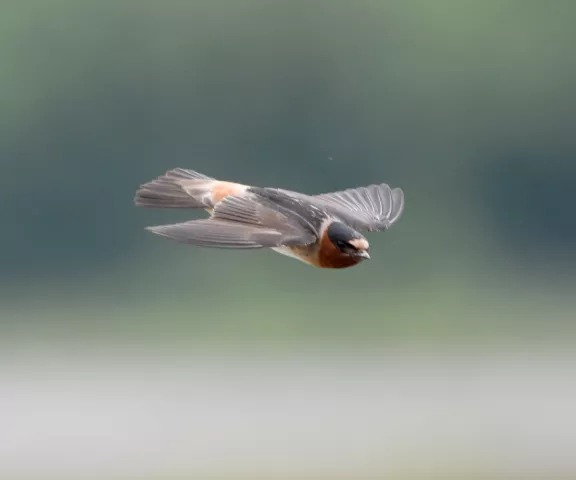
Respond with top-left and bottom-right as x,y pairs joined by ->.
3,0 -> 575,346
1,1 -> 576,478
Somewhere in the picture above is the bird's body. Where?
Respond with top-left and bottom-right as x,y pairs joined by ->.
135,168 -> 404,269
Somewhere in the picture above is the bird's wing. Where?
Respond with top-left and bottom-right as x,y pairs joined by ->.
147,219 -> 289,248
146,193 -> 316,248
310,184 -> 405,232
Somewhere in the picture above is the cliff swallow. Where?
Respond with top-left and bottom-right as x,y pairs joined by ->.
135,168 -> 404,269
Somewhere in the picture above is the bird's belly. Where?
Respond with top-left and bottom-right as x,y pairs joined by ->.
271,246 -> 317,265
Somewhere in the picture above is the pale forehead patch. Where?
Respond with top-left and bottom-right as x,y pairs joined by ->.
349,238 -> 369,250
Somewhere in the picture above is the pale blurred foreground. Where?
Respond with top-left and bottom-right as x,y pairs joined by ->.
2,342 -> 575,479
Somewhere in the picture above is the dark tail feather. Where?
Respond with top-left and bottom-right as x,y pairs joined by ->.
135,168 -> 214,208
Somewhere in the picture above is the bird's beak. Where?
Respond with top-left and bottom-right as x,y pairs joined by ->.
356,249 -> 370,260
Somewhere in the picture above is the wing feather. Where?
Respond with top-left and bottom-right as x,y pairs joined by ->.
146,192 -> 316,249
147,219 -> 288,249
213,193 -> 317,244
312,183 -> 404,232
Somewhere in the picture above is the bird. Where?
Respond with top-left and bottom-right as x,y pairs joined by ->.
135,168 -> 404,269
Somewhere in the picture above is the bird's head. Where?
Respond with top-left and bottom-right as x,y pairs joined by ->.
326,222 -> 370,260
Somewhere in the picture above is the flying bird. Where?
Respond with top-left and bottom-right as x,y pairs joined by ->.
135,169 -> 404,269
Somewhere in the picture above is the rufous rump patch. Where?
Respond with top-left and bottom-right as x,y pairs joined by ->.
211,181 -> 247,203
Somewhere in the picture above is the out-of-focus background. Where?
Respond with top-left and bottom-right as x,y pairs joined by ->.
2,1 -> 575,478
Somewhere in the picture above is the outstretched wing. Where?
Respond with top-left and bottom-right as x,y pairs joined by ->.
311,184 -> 405,232
147,219 -> 289,248
146,192 -> 316,248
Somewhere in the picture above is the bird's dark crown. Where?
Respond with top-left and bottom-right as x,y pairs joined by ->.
326,222 -> 369,256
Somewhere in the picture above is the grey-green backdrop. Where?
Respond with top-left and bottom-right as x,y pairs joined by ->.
3,1 -> 574,345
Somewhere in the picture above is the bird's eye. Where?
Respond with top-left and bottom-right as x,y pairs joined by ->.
336,240 -> 350,250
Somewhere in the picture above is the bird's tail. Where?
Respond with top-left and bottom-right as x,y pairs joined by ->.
135,168 -> 216,208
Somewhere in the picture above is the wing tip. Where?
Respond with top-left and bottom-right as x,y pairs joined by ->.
389,186 -> 405,224
145,225 -> 171,237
